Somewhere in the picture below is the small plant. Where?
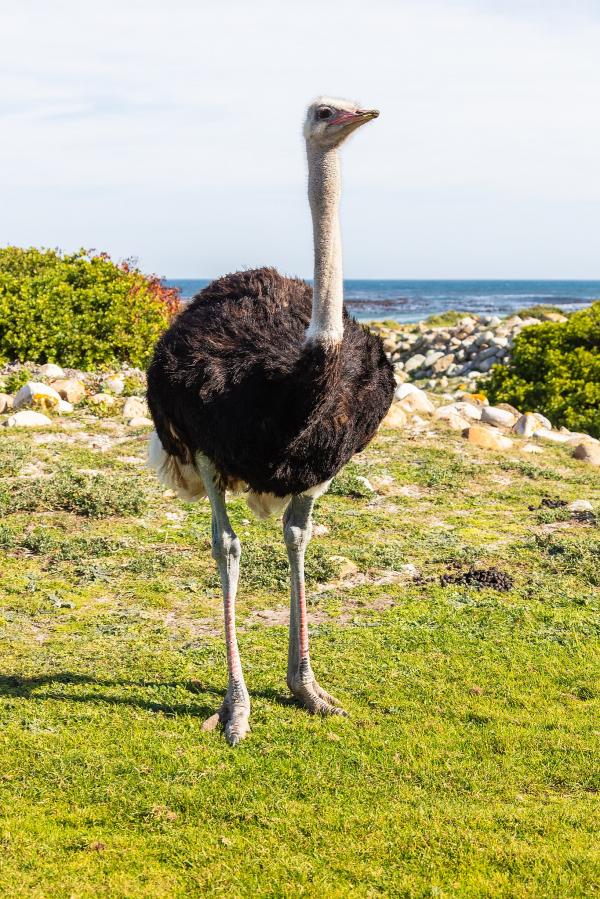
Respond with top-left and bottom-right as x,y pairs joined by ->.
3,369 -> 30,394
330,465 -> 374,498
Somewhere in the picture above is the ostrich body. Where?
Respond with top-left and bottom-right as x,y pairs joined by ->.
147,98 -> 395,744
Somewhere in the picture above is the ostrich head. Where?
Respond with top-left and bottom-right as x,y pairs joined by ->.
304,97 -> 379,149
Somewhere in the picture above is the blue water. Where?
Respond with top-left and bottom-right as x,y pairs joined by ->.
164,278 -> 600,323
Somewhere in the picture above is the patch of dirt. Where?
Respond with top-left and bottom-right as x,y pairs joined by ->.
441,564 -> 514,592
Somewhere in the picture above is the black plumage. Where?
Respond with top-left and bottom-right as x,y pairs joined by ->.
147,267 -> 395,498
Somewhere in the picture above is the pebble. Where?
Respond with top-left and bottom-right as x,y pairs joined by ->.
522,443 -> 544,453
39,363 -> 65,379
480,406 -> 517,428
57,399 -> 74,414
465,424 -> 514,451
50,378 -> 86,404
4,410 -> 52,427
568,499 -> 593,512
572,443 -> 600,466
13,381 -> 62,410
313,523 -> 329,537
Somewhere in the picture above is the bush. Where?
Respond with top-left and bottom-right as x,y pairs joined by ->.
0,247 -> 180,369
486,302 -> 600,438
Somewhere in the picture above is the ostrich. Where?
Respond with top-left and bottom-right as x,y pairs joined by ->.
147,97 -> 395,745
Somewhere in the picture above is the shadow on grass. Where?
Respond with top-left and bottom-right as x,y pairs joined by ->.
0,673 -> 295,717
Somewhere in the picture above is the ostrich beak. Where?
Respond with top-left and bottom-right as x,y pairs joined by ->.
330,108 -> 380,128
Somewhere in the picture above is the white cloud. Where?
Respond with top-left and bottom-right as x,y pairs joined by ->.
1,0 -> 599,277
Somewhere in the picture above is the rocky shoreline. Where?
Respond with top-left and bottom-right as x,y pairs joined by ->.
371,309 -> 567,391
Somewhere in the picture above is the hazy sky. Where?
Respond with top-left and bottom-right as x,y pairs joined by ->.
2,1 -> 599,278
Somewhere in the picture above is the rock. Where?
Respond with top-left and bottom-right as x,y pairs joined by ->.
4,410 -> 52,428
39,363 -> 65,379
464,424 -> 514,451
573,443 -> 600,466
568,499 -> 593,512
480,406 -> 517,428
127,415 -> 154,428
424,349 -> 444,367
313,523 -> 329,537
397,388 -> 435,415
496,402 -> 521,417
50,378 -> 86,404
533,428 -> 570,444
442,412 -> 471,430
89,393 -> 116,407
432,353 -> 455,373
522,443 -> 543,454
355,475 -> 375,492
57,399 -> 74,414
103,376 -> 125,395
13,382 -> 62,411
0,393 -> 13,414
455,401 -> 483,421
395,383 -> 422,401
512,413 -> 538,437
541,312 -> 568,322
533,412 -> 552,430
382,405 -> 408,429
404,353 -> 426,374
123,396 -> 149,420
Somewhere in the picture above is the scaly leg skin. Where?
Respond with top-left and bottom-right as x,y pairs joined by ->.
284,494 -> 347,717
197,456 -> 250,745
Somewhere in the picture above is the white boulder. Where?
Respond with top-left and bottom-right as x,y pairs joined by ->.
4,410 -> 52,427
13,382 -> 62,410
480,406 -> 517,428
39,363 -> 65,379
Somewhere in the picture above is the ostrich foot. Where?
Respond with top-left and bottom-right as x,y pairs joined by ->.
201,687 -> 250,746
288,674 -> 348,717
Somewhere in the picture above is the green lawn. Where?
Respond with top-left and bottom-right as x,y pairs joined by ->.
0,414 -> 598,897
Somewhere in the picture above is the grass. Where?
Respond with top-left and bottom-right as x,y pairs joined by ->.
0,414 -> 599,897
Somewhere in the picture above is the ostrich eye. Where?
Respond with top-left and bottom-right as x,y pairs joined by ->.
317,107 -> 333,121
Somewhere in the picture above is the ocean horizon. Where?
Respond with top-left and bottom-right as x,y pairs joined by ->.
164,278 -> 600,323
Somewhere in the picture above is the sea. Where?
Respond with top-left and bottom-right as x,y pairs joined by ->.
164,279 -> 600,323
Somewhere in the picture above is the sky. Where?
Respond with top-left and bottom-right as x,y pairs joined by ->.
1,0 -> 599,279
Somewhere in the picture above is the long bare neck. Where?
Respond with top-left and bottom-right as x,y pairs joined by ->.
305,143 -> 344,345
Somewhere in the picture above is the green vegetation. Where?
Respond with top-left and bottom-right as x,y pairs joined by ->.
487,301 -> 600,438
0,247 -> 179,369
0,416 -> 597,895
514,304 -> 566,319
423,309 -> 468,327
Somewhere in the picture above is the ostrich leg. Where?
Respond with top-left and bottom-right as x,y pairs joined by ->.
284,494 -> 347,716
197,456 -> 250,745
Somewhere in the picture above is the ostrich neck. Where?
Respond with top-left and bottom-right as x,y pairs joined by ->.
305,144 -> 343,346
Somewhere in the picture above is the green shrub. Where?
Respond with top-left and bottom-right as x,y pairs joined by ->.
486,302 -> 600,438
0,247 -> 179,369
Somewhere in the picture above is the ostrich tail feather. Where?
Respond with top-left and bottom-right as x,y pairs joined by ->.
147,430 -> 207,502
